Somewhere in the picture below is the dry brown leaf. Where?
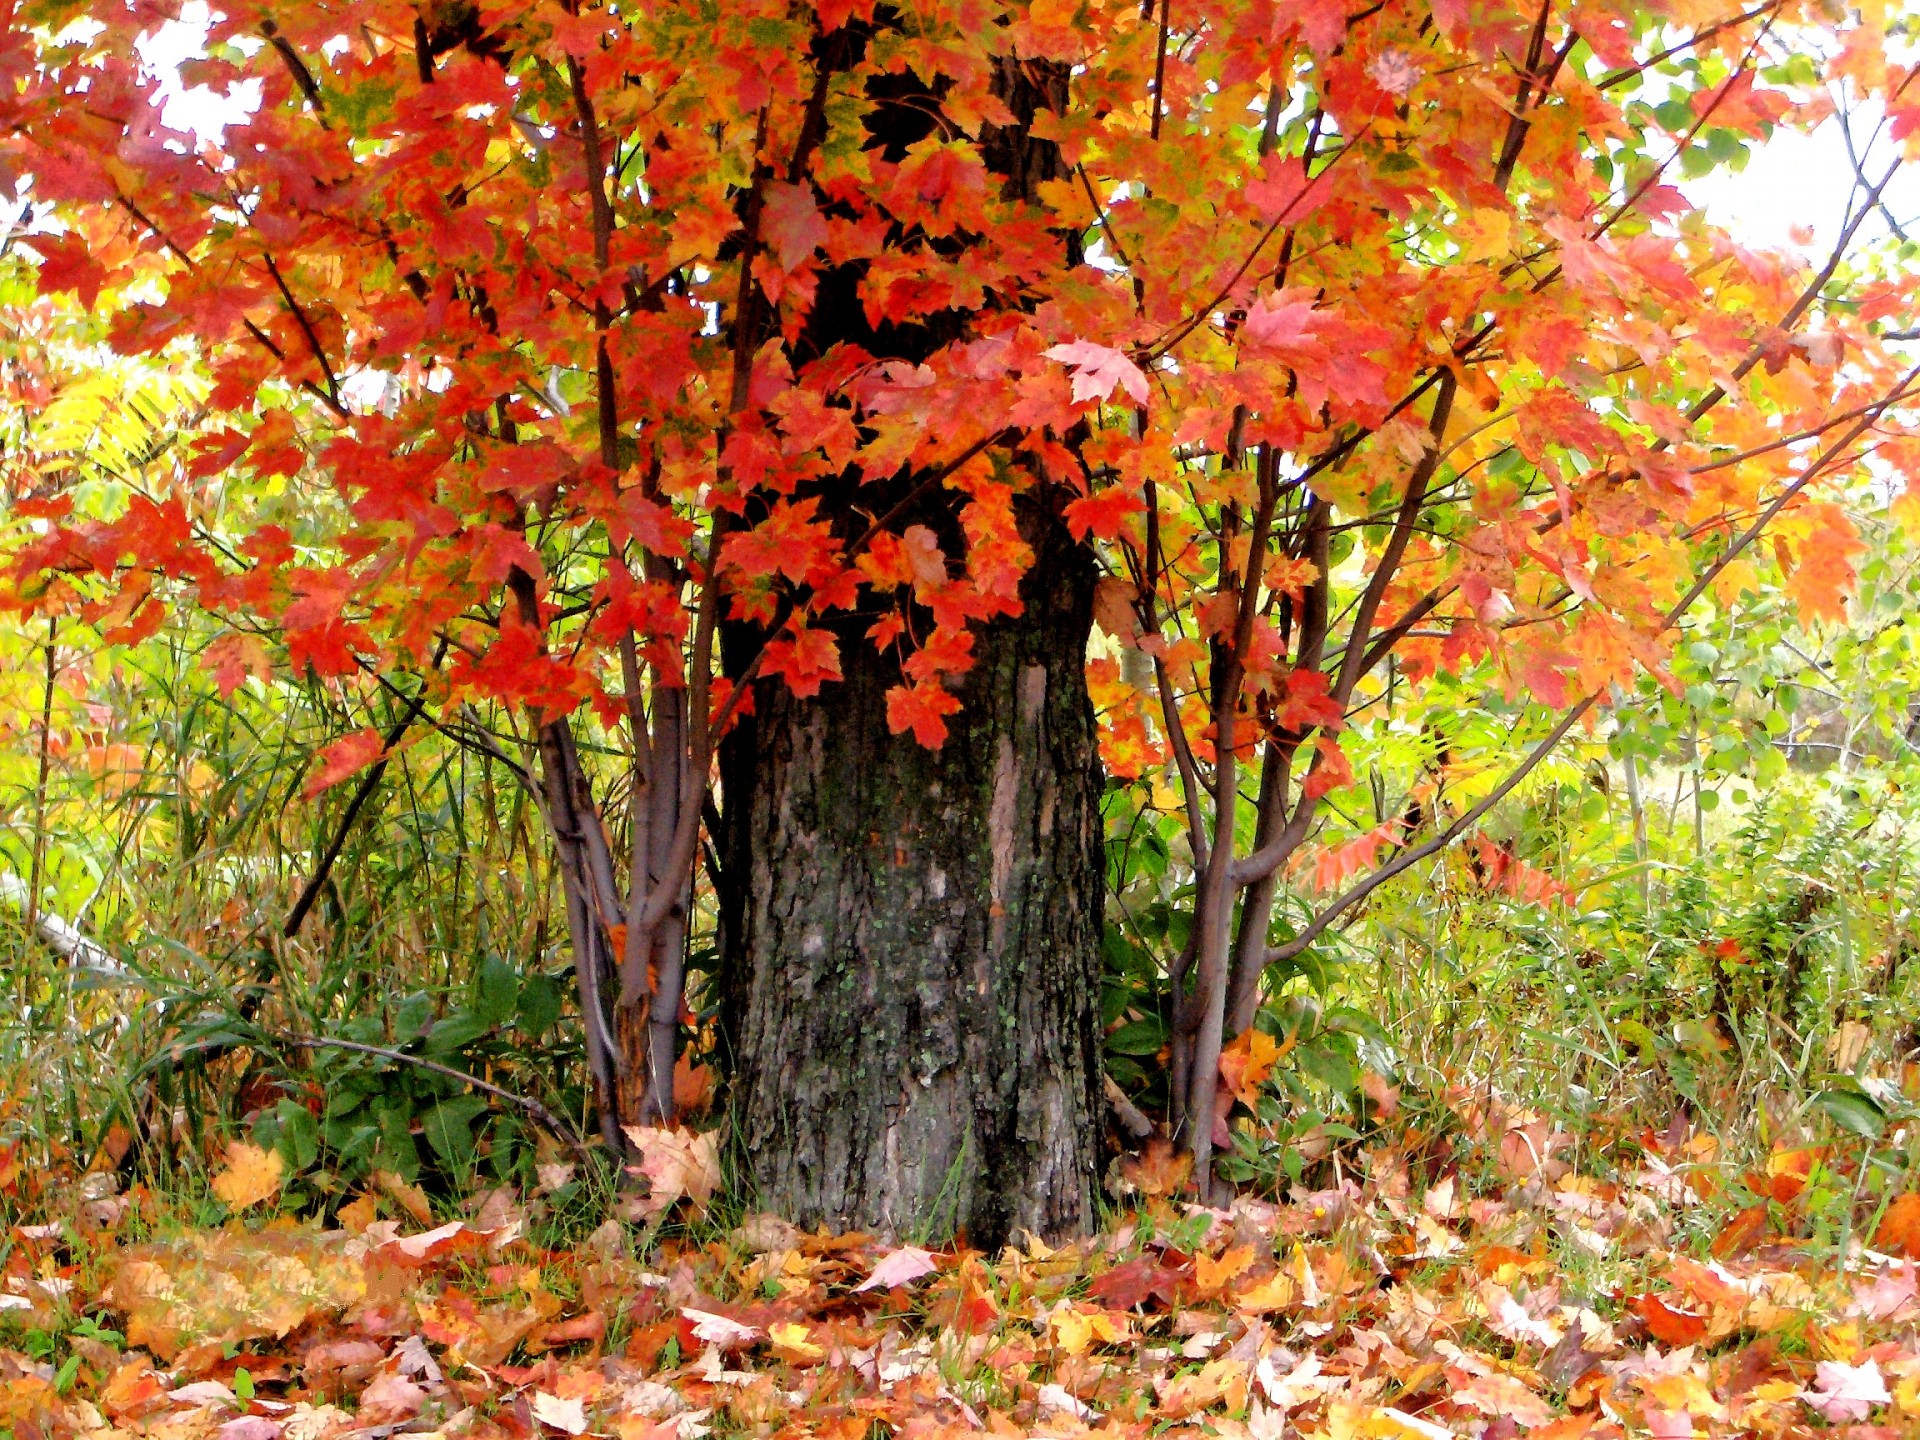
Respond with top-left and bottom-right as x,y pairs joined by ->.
357,1371 -> 425,1426
335,1193 -> 380,1233
1453,1371 -> 1555,1428
531,1391 -> 589,1434
623,1126 -> 721,1216
376,1170 -> 435,1226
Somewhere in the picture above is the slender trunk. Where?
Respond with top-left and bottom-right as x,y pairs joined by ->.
1689,720 -> 1705,860
719,507 -> 1103,1245
1623,751 -> 1649,911
27,617 -> 56,936
613,681 -> 690,1128
1226,742 -> 1290,1037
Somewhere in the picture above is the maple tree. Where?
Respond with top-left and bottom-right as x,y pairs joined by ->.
4,0 -> 1920,1237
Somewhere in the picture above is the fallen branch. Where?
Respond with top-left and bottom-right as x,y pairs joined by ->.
0,872 -> 122,977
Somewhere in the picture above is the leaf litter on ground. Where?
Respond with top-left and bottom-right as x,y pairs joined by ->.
8,1109 -> 1920,1440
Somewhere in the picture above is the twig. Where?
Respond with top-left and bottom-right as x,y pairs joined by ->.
284,688 -> 431,938
274,1033 -> 596,1165
1104,1073 -> 1155,1139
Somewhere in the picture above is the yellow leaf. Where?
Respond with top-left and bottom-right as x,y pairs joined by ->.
1050,1305 -> 1123,1355
1362,1405 -> 1457,1440
1815,1319 -> 1862,1362
1895,1373 -> 1920,1416
1639,1370 -> 1722,1420
1219,1029 -> 1290,1108
767,1321 -> 823,1361
1231,1268 -> 1297,1313
211,1142 -> 284,1210
1456,206 -> 1512,264
1712,554 -> 1758,607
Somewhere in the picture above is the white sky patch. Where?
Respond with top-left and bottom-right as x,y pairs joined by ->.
1685,114 -> 1920,256
120,8 -> 1919,279
135,2 -> 260,143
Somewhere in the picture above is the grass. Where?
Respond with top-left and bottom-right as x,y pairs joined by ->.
1,592 -> 1918,1265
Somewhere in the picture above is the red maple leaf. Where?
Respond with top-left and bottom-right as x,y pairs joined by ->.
886,679 -> 962,748
304,728 -> 385,798
761,182 -> 829,273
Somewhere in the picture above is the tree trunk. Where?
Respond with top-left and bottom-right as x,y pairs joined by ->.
719,510 -> 1104,1246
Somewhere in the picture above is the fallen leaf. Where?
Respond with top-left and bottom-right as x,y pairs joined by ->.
1369,1407 -> 1456,1440
766,1322 -> 823,1362
1117,1138 -> 1192,1199
1359,1069 -> 1401,1118
335,1193 -> 380,1233
1709,1203 -> 1770,1259
376,1170 -> 435,1226
356,1371 -> 425,1426
1628,1292 -> 1708,1347
856,1246 -> 938,1291
1803,1358 -> 1890,1422
380,1221 -> 477,1267
211,1142 -> 283,1210
1194,1244 -> 1254,1296
1089,1252 -> 1189,1310
100,1359 -> 170,1420
106,1232 -> 366,1362
1875,1193 -> 1920,1257
1056,1304 -> 1128,1356
536,1162 -> 578,1194
681,1308 -> 760,1350
1453,1372 -> 1555,1428
1036,1384 -> 1096,1420
1233,1268 -> 1299,1313
624,1127 -> 721,1216
531,1391 -> 589,1434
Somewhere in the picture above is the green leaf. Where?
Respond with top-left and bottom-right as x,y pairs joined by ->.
269,1097 -> 320,1171
374,1106 -> 420,1179
392,992 -> 433,1040
423,1093 -> 490,1172
516,972 -> 563,1037
474,955 -> 520,1028
1295,1040 -> 1356,1094
1812,1087 -> 1885,1140
1105,1017 -> 1167,1056
425,1011 -> 492,1057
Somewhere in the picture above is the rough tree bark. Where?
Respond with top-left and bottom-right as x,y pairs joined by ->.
720,508 -> 1104,1244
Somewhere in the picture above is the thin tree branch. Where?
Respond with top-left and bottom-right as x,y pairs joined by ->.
274,1033 -> 595,1165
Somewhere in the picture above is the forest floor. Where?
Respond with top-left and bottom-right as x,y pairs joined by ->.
4,1109 -> 1920,1440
